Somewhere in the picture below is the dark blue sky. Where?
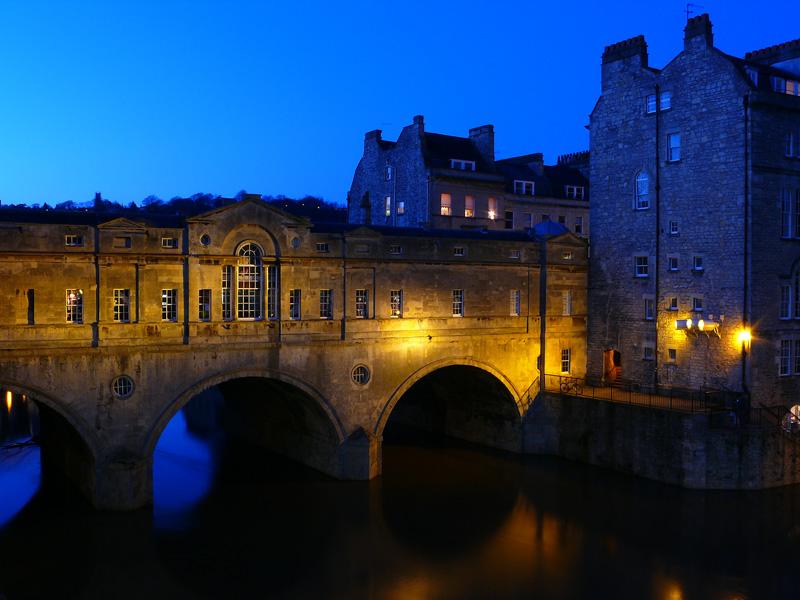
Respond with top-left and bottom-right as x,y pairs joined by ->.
2,0 -> 796,207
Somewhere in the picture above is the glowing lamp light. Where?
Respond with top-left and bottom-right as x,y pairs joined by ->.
675,319 -> 692,330
6,391 -> 11,412
697,319 -> 718,331
739,329 -> 752,350
488,210 -> 496,220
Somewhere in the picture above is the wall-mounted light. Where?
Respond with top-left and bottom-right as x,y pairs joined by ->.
675,319 -> 692,330
739,329 -> 752,351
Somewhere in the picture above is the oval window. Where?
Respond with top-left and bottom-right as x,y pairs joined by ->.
200,234 -> 211,246
112,375 -> 135,398
290,237 -> 301,248
352,365 -> 370,385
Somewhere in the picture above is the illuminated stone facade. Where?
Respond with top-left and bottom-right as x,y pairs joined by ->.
588,15 -> 800,409
0,197 -> 587,508
347,116 -> 590,237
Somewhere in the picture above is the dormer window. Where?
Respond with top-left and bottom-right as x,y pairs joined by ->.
450,159 -> 475,171
161,237 -> 178,249
565,185 -> 584,199
745,67 -> 758,87
514,180 -> 534,195
773,76 -> 786,93
66,235 -> 83,247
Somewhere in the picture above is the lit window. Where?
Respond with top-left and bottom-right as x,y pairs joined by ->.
66,235 -> 83,247
781,340 -> 792,376
660,91 -> 672,110
505,211 -> 514,230
198,289 -> 211,321
669,297 -> 678,311
396,201 -> 405,215
450,159 -> 475,171
667,133 -> 681,162
113,289 -> 130,322
316,243 -> 330,253
384,196 -> 391,217
289,289 -> 301,320
355,289 -> 368,318
465,196 -> 475,218
693,256 -> 703,271
66,289 -> 83,323
788,80 -> 800,96
667,348 -> 677,363
635,255 -> 649,277
635,172 -> 649,210
454,247 -> 465,257
390,290 -> 403,317
668,256 -> 678,271
320,289 -> 333,319
440,193 -> 451,216
161,237 -> 178,249
782,284 -> 791,319
563,251 -> 573,261
514,180 -> 534,195
452,289 -> 464,317
574,216 -> 584,234
645,94 -> 657,114
510,290 -> 520,316
488,197 -> 497,219
669,220 -> 679,235
563,291 -> 572,316
644,298 -> 654,320
565,186 -> 584,199
237,243 -> 262,320
162,289 -> 178,321
692,297 -> 703,312
561,349 -> 571,374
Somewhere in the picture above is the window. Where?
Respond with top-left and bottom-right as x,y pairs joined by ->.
162,289 -> 178,321
465,196 -> 475,218
524,213 -> 533,229
561,349 -> 571,374
514,180 -> 534,195
574,217 -> 584,234
565,185 -> 585,199
390,290 -> 403,317
660,91 -> 672,110
352,365 -> 370,385
667,133 -> 681,162
795,270 -> 800,319
222,265 -> 233,320
390,245 -> 403,255
562,291 -> 572,316
669,297 -> 678,311
788,131 -> 796,157
319,289 -> 333,319
635,172 -> 649,210
692,297 -> 703,312
454,247 -> 465,257
644,298 -> 654,320
782,284 -> 791,319
316,243 -> 330,253
746,67 -> 759,86
66,289 -> 83,323
198,289 -> 211,321
563,251 -> 573,261
488,198 -> 497,220
27,289 -> 34,325
773,76 -> 787,94
782,188 -> 793,238
113,237 -> 131,248
355,289 -> 368,318
789,80 -> 800,96
510,290 -> 521,316
112,376 -> 135,398
635,255 -> 649,277
558,215 -> 566,225
396,201 -> 404,215
289,289 -> 301,320
667,348 -> 677,363
385,166 -> 393,181
644,346 -> 654,360
669,220 -> 679,235
451,159 -> 475,171
781,340 -> 792,376
795,340 -> 800,375
668,256 -> 678,271
645,94 -> 657,114
66,235 -> 83,247
384,196 -> 391,217
161,237 -> 178,249
201,234 -> 211,246
693,256 -> 703,271
452,289 -> 464,317
113,289 -> 130,322
237,244 -> 262,320
440,193 -> 451,216
505,211 -> 514,230
509,250 -> 520,259
267,265 -> 277,319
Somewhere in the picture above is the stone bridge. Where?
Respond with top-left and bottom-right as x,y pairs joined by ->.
0,199 -> 588,509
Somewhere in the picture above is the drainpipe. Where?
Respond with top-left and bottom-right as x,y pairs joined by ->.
539,232 -> 547,393
654,83 -> 661,390
742,95 -> 750,395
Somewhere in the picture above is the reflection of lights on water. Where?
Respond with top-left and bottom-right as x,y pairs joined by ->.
6,391 -> 11,412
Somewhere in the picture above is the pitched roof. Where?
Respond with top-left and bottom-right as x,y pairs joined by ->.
422,132 -> 494,172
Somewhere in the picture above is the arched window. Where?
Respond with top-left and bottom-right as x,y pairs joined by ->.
635,172 -> 649,210
237,243 -> 262,319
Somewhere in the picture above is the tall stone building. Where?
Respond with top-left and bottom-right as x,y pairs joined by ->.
588,15 -> 800,410
347,115 -> 589,236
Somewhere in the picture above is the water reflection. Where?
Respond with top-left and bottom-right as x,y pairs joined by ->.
2,387 -> 800,599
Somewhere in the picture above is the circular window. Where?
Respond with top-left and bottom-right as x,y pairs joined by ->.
112,375 -> 135,398
200,234 -> 211,246
290,237 -> 300,248
352,365 -> 370,385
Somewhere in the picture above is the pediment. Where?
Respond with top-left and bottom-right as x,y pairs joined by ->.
344,226 -> 382,238
188,198 -> 310,229
98,218 -> 148,231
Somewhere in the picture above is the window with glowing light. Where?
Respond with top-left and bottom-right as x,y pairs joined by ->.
236,244 -> 262,320
355,289 -> 368,318
488,197 -> 497,219
390,290 -> 403,317
440,193 -> 451,216
385,196 -> 391,217
465,196 -> 475,218
66,289 -> 83,323
113,289 -> 130,322
561,349 -> 571,374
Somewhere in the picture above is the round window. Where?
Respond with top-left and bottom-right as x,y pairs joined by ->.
352,365 -> 370,385
200,234 -> 211,246
290,237 -> 301,248
112,375 -> 135,398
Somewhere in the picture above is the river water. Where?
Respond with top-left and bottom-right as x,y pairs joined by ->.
2,390 -> 800,599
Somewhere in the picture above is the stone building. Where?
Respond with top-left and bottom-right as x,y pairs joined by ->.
588,15 -> 800,410
347,115 -> 589,236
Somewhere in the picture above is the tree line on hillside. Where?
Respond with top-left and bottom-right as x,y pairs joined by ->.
0,190 -> 347,222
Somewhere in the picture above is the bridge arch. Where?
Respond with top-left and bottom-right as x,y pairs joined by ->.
144,368 -> 347,459
375,357 -> 525,439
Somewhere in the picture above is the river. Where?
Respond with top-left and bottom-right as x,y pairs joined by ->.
2,390 -> 800,599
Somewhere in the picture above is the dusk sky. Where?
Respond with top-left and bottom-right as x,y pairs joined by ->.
2,1 -> 797,208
